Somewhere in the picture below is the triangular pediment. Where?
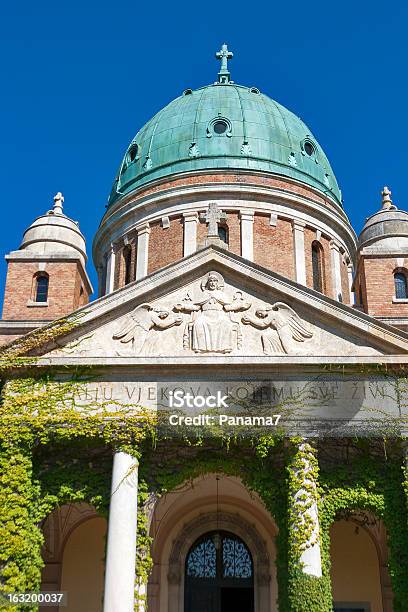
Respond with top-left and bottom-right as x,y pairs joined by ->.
11,246 -> 408,361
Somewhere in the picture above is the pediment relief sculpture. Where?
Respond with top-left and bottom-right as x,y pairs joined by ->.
174,271 -> 251,353
112,272 -> 316,356
113,303 -> 183,355
242,302 -> 313,355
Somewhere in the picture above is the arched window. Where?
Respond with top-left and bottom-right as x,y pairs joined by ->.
123,245 -> 132,285
218,225 -> 228,245
185,531 -> 254,612
394,271 -> 408,299
312,241 -> 324,293
35,274 -> 49,303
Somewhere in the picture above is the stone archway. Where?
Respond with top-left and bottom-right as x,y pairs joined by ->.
40,503 -> 106,612
167,511 -> 271,612
330,511 -> 393,612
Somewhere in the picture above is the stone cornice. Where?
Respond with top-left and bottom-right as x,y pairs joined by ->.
30,354 -> 408,368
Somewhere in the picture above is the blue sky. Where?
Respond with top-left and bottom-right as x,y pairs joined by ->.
1,0 -> 407,298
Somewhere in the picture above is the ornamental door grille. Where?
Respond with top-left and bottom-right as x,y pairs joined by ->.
184,531 -> 254,612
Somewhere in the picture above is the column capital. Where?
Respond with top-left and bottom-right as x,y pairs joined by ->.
292,219 -> 306,231
183,211 -> 199,222
239,209 -> 255,222
136,222 -> 151,236
329,239 -> 341,252
114,451 -> 139,467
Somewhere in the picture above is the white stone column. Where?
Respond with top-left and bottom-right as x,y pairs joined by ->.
292,220 -> 306,285
330,240 -> 342,301
347,262 -> 354,305
105,244 -> 116,294
136,222 -> 150,280
104,452 -> 139,612
240,209 -> 255,261
289,441 -> 322,577
183,212 -> 198,256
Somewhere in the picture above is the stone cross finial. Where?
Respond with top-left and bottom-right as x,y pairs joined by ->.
53,192 -> 64,215
216,43 -> 233,83
381,186 -> 395,210
200,202 -> 227,237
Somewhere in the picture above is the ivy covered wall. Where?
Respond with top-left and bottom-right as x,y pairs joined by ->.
1,326 -> 408,611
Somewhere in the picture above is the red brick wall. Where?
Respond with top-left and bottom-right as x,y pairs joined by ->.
147,217 -> 183,274
117,172 -> 339,216
354,261 -> 368,310
114,239 -> 137,289
305,229 -> 320,291
357,257 -> 408,316
303,230 -> 334,298
226,212 -> 240,256
253,214 -> 295,280
197,216 -> 207,248
2,260 -> 90,321
74,267 -> 90,309
322,238 -> 334,298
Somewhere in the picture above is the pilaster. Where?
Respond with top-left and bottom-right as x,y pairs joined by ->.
136,223 -> 151,280
292,220 -> 306,285
183,212 -> 198,257
330,240 -> 342,301
105,243 -> 116,294
347,262 -> 354,305
240,210 -> 255,261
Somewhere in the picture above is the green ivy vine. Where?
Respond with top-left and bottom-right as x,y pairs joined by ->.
1,331 -> 408,611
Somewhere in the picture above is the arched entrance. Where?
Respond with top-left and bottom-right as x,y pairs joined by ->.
184,531 -> 254,612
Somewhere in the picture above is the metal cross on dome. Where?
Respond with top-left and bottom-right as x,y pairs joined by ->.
216,43 -> 233,83
200,202 -> 227,237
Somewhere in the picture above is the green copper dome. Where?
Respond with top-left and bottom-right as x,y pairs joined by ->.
109,82 -> 342,207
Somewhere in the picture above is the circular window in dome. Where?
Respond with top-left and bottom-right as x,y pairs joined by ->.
301,138 -> 318,159
127,143 -> 139,163
183,88 -> 193,96
304,141 -> 314,156
207,117 -> 232,138
249,87 -> 260,94
213,120 -> 228,134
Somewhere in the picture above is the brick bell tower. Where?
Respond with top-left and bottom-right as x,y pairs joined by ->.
0,193 -> 93,345
354,186 -> 408,330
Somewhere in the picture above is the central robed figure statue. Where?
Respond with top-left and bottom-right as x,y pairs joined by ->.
175,272 -> 251,353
